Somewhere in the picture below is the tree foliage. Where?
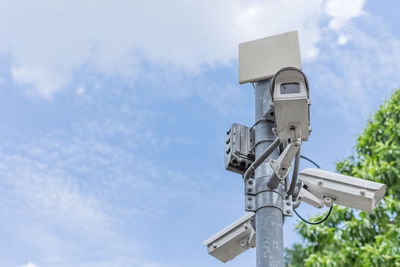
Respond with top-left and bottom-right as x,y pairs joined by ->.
285,90 -> 400,266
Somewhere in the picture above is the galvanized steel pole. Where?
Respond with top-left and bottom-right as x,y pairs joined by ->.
254,80 -> 284,267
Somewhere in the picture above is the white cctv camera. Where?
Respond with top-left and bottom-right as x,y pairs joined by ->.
270,67 -> 311,142
297,168 -> 387,212
203,212 -> 256,263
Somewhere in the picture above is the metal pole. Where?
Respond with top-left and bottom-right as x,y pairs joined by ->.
254,80 -> 284,267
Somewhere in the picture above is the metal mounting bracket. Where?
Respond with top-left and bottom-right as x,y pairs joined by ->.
269,139 -> 301,182
283,199 -> 293,216
263,107 -> 276,123
245,178 -> 256,211
245,179 -> 290,214
297,187 -> 324,209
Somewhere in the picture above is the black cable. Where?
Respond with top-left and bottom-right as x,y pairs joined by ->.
293,155 -> 333,225
294,205 -> 333,225
243,138 -> 280,181
300,155 -> 320,168
250,118 -> 268,131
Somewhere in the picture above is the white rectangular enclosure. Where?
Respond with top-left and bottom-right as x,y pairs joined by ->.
238,31 -> 302,84
299,168 -> 387,212
203,212 -> 255,263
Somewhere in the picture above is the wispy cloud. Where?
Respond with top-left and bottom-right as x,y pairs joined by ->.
20,263 -> 38,267
325,0 -> 366,31
0,107 -> 199,265
0,0 -> 363,98
309,13 -> 400,125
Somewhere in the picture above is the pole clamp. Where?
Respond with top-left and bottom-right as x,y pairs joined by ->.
245,181 -> 293,216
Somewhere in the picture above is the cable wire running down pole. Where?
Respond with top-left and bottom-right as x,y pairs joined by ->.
243,138 -> 280,181
254,80 -> 283,267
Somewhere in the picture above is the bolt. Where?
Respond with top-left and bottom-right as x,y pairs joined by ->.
248,197 -> 252,201
286,210 -> 291,214
286,202 -> 291,206
248,188 -> 252,193
247,205 -> 252,209
248,180 -> 253,185
318,181 -> 323,186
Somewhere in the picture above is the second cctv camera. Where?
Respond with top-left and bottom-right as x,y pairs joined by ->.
203,212 -> 256,263
298,168 -> 387,212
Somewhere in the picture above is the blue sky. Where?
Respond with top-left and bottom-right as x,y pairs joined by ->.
0,0 -> 399,266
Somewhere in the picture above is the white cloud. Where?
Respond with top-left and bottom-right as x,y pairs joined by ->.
0,0 -> 353,98
325,0 -> 366,31
310,17 -> 400,125
337,34 -> 349,45
76,84 -> 85,95
20,263 -> 38,267
0,105 -> 200,265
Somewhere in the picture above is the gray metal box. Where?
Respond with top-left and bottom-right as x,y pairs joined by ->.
238,31 -> 302,84
225,124 -> 255,175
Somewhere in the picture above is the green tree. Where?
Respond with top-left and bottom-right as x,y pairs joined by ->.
285,90 -> 400,266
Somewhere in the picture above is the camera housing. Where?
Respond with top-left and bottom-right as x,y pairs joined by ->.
270,67 -> 311,142
298,168 -> 387,212
203,212 -> 256,263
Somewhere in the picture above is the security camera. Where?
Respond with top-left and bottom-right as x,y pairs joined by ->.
203,212 -> 255,263
297,168 -> 387,212
270,67 -> 311,142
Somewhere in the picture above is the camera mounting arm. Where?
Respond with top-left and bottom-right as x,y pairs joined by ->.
268,139 -> 301,189
294,183 -> 325,209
